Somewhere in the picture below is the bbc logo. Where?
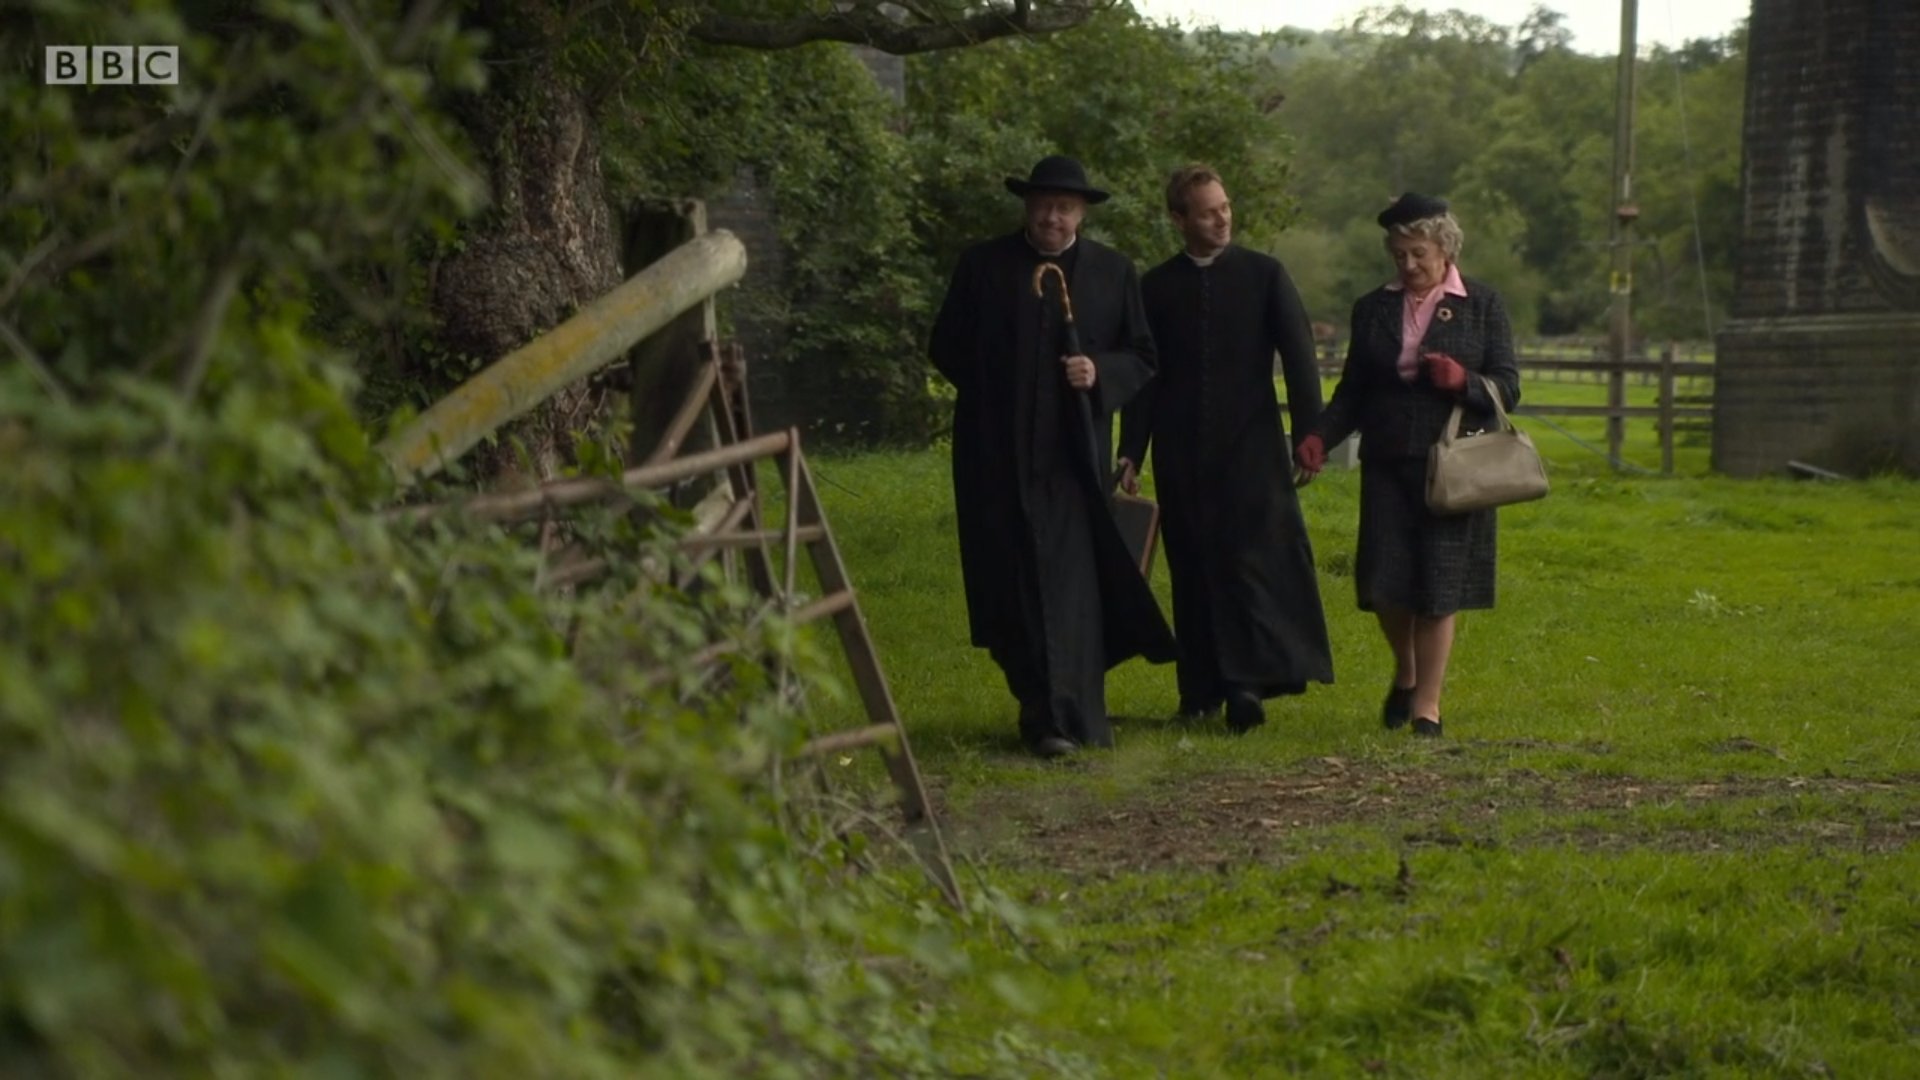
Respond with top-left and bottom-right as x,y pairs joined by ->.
45,46 -> 179,86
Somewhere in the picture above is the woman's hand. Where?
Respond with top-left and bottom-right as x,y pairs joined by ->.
1293,434 -> 1326,478
1422,351 -> 1468,393
1116,457 -> 1141,495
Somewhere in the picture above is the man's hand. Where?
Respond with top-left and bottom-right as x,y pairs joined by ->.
1062,354 -> 1097,390
1422,351 -> 1468,393
1293,434 -> 1326,480
1117,457 -> 1140,495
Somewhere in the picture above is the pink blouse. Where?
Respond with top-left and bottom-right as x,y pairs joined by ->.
1386,263 -> 1467,382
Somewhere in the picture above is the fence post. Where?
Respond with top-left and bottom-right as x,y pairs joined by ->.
1659,341 -> 1676,475
626,199 -> 717,482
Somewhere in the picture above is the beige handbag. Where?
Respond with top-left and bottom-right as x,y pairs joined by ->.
1426,376 -> 1549,513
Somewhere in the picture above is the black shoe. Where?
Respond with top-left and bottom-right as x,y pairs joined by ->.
1027,735 -> 1078,759
1411,717 -> 1442,738
1383,684 -> 1415,730
1224,691 -> 1265,735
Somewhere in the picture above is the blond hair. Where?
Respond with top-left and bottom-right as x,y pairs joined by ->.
1165,163 -> 1223,216
1385,214 -> 1465,260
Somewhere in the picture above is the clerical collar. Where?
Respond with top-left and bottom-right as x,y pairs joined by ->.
1025,232 -> 1077,258
1185,245 -> 1230,267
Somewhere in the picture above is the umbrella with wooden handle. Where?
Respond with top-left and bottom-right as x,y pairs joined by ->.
1032,261 -> 1107,488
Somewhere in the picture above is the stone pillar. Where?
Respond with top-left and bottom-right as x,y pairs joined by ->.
1713,0 -> 1919,476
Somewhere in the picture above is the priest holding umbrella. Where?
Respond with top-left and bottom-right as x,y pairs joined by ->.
1117,164 -> 1335,733
930,155 -> 1176,759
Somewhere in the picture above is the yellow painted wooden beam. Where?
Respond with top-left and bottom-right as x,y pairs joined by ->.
379,229 -> 748,486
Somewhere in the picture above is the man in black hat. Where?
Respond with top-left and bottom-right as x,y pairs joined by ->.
1117,164 -> 1334,734
929,155 -> 1176,758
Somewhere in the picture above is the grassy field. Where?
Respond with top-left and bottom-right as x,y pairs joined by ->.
771,374 -> 1919,1077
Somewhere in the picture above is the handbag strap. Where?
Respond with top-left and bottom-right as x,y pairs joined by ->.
1438,376 -> 1515,447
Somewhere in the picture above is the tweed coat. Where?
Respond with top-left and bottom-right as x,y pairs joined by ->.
1316,276 -> 1521,459
1314,274 -> 1522,615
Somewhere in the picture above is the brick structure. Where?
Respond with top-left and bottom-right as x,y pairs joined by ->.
709,45 -> 905,434
1714,0 -> 1920,475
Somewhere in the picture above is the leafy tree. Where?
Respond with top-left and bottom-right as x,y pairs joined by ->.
1515,3 -> 1574,73
1263,4 -> 1747,343
1628,34 -> 1747,340
906,8 -> 1298,283
314,1 -> 1118,466
1278,7 -> 1515,231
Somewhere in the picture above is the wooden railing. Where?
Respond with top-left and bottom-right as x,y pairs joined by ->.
1306,340 -> 1714,474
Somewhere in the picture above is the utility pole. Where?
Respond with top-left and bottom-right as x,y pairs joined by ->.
1607,0 -> 1639,469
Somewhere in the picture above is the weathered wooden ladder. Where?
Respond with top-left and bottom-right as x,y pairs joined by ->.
378,208 -> 960,908
671,341 -> 961,908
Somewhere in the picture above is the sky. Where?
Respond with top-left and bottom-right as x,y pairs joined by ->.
1130,0 -> 1751,54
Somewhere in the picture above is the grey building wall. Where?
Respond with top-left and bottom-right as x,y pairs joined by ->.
708,169 -> 793,432
708,44 -> 905,435
1713,0 -> 1920,475
851,44 -> 907,105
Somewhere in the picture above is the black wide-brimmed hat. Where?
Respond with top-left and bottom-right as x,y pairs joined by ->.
1377,191 -> 1450,229
1005,155 -> 1110,204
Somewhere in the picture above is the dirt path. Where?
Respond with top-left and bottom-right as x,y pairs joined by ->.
939,756 -> 1919,876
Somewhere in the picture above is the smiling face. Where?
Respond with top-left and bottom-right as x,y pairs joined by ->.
1388,232 -> 1449,294
1172,179 -> 1232,256
1024,192 -> 1087,254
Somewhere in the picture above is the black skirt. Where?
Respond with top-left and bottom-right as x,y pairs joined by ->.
1355,459 -> 1497,616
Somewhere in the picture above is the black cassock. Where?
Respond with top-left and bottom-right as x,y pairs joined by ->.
930,231 -> 1176,747
1119,246 -> 1334,711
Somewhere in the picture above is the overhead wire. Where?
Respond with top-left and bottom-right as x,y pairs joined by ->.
1666,0 -> 1721,343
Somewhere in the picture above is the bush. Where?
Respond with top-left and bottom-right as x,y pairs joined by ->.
0,3 -> 1052,1075
0,369 -> 948,1076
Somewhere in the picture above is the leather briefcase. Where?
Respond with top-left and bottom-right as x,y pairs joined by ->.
1110,490 -> 1161,577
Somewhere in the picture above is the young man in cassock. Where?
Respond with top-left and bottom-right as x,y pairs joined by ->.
929,155 -> 1177,759
1116,164 -> 1335,733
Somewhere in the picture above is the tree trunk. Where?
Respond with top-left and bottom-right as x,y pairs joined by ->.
431,63 -> 622,487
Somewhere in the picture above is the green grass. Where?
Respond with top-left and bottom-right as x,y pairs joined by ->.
963,847 -> 1920,1077
760,373 -> 1919,1076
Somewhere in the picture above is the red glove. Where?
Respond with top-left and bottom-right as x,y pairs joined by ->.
1294,434 -> 1326,474
1423,351 -> 1468,393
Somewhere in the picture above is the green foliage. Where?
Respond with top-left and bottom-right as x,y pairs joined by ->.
907,8 -> 1298,281
1282,7 -> 1517,229
0,3 -> 1054,1075
1269,5 -> 1748,340
3,0 -> 483,406
745,46 -> 937,444
0,368 -> 953,1076
598,40 -> 935,445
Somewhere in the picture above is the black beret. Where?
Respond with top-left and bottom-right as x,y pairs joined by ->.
1377,192 -> 1451,230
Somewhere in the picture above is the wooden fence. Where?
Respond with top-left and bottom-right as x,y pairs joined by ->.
1307,338 -> 1715,474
